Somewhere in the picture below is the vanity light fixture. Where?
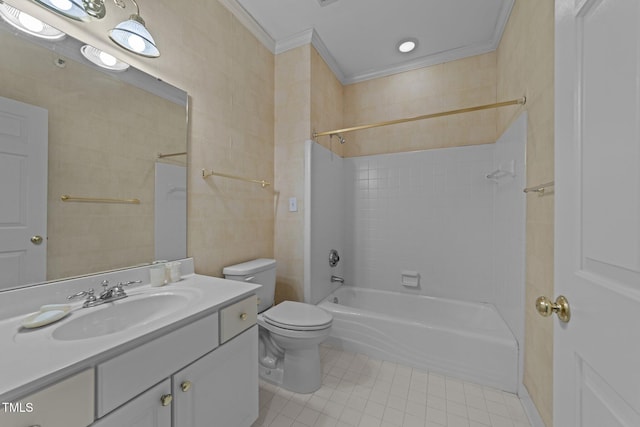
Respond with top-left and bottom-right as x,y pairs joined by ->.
108,0 -> 159,58
80,44 -> 130,71
397,38 -> 418,53
0,2 -> 66,40
32,0 -> 105,21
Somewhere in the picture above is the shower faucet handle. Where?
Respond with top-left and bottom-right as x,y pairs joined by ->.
329,249 -> 340,267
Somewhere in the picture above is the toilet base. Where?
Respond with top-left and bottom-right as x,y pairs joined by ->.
282,346 -> 322,394
258,345 -> 323,394
259,364 -> 283,388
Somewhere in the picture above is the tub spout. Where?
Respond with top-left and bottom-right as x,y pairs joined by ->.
331,275 -> 344,284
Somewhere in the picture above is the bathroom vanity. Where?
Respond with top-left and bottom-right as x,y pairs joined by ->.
0,259 -> 260,427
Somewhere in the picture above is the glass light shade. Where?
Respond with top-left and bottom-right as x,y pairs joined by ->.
108,15 -> 159,58
0,3 -> 66,40
32,0 -> 91,21
80,44 -> 130,71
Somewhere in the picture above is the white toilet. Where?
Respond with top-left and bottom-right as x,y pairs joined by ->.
223,259 -> 333,393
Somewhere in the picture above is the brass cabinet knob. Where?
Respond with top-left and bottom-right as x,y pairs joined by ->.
30,235 -> 43,245
181,380 -> 192,392
240,313 -> 248,321
160,394 -> 173,406
536,295 -> 571,323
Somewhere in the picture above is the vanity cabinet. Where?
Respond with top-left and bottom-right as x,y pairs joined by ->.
0,369 -> 94,427
96,314 -> 220,417
173,325 -> 258,427
94,295 -> 258,427
92,380 -> 172,427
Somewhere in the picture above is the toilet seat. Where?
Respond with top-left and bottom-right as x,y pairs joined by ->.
262,301 -> 332,331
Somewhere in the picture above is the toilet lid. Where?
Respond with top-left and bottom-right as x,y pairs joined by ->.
263,301 -> 332,331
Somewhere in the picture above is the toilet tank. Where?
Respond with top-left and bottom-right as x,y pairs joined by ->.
223,258 -> 276,313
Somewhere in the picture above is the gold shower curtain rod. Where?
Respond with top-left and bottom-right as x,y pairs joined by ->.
312,97 -> 526,138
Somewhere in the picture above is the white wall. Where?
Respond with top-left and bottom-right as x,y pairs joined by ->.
491,113 -> 527,391
304,141 -> 345,304
306,114 -> 525,311
343,145 -> 496,302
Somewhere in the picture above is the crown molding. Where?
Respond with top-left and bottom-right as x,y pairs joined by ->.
219,0 -> 514,86
341,41 -> 497,85
310,30 -> 346,84
217,0 -> 275,53
274,28 -> 313,54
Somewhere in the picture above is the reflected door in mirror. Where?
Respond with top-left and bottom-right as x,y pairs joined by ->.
0,96 -> 48,290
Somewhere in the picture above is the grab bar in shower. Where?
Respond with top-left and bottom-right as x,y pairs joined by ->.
486,160 -> 515,181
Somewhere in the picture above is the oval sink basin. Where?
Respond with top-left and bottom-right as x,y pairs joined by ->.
52,293 -> 189,341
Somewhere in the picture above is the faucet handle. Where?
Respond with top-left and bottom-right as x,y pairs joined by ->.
100,280 -> 109,291
114,280 -> 142,296
118,280 -> 142,287
68,288 -> 95,301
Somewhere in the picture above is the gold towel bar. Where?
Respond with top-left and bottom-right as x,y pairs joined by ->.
157,151 -> 187,159
201,169 -> 270,188
523,181 -> 554,196
61,195 -> 141,204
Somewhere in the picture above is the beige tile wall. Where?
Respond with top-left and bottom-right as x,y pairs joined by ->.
0,29 -> 185,281
496,1 -> 555,426
273,45 -> 344,303
310,47 -> 344,157
274,45 -> 311,302
8,0 -> 276,279
342,52 -> 501,157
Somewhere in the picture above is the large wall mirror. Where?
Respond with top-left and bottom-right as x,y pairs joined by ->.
0,16 -> 188,292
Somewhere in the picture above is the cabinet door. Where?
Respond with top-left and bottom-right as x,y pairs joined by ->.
0,369 -> 94,427
173,325 -> 258,427
92,380 -> 171,427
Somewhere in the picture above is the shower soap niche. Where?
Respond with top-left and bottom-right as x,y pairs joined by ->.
401,271 -> 420,288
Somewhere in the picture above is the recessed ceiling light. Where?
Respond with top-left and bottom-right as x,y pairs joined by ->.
397,38 -> 418,53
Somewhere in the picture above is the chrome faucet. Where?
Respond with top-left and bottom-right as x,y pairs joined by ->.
68,279 -> 141,308
330,275 -> 344,284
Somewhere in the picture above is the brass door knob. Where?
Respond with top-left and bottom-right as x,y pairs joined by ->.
181,381 -> 192,392
30,235 -> 43,245
160,394 -> 173,406
536,295 -> 571,323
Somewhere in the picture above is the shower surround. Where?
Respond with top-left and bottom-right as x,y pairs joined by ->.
305,113 -> 527,392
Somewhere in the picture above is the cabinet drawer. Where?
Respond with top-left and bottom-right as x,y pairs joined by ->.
220,295 -> 257,343
97,313 -> 218,418
0,369 -> 94,427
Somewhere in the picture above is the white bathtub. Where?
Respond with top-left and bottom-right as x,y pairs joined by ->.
318,286 -> 518,392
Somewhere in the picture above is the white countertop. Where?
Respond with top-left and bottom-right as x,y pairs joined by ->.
0,272 -> 260,401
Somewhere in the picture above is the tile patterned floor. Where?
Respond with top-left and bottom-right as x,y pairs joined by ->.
252,345 -> 531,427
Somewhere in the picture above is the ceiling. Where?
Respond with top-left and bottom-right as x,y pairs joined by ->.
219,0 -> 514,85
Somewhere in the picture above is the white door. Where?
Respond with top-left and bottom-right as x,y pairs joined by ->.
154,162 -> 187,261
0,96 -> 48,290
555,0 -> 640,425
